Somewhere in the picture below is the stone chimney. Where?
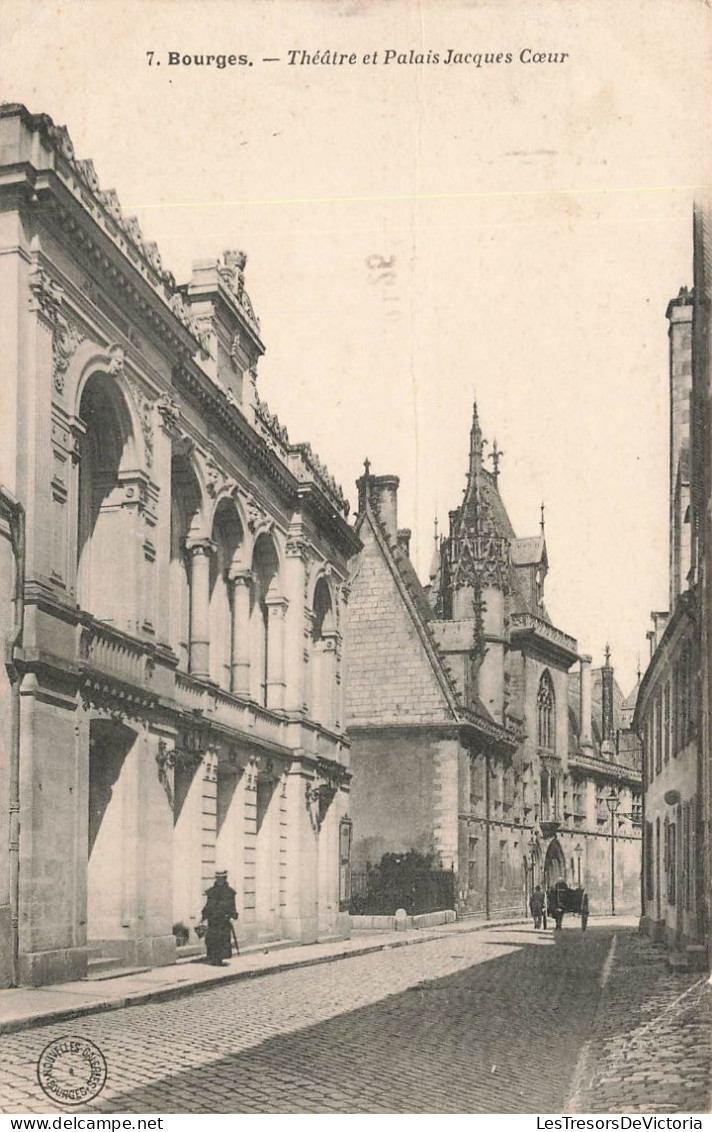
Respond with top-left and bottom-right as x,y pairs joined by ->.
601,645 -> 614,747
396,528 -> 411,557
355,466 -> 400,539
371,475 -> 399,539
666,287 -> 693,608
579,654 -> 593,750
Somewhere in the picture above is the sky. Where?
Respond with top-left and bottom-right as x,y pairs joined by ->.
2,0 -> 710,693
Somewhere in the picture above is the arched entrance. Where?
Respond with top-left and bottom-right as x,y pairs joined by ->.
543,839 -> 566,888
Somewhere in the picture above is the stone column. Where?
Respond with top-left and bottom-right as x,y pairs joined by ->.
284,536 -> 308,713
186,538 -> 214,679
265,596 -> 289,710
229,569 -> 252,696
579,654 -> 593,749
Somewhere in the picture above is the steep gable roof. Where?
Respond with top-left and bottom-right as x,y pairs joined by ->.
348,496 -> 515,747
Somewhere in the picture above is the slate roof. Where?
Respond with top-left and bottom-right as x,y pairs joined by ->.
354,494 -> 517,749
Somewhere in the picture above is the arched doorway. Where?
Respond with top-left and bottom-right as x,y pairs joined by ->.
543,839 -> 566,888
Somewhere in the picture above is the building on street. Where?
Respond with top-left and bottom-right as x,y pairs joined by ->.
346,404 -> 642,919
636,208 -> 711,964
0,103 -> 360,987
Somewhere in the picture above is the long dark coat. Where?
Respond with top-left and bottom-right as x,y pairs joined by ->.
529,889 -> 544,916
202,881 -> 237,963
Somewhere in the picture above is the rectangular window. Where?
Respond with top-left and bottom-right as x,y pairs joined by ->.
645,820 -> 654,901
468,837 -> 478,891
470,758 -> 485,810
663,682 -> 671,765
499,840 -> 507,889
572,778 -> 585,821
666,820 -> 676,905
338,818 -> 352,910
688,802 -> 695,911
655,692 -> 663,774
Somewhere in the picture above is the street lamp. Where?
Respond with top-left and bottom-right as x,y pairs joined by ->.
606,790 -> 620,916
527,835 -> 538,912
574,843 -> 583,887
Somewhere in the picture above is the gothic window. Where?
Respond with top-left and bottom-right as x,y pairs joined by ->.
537,671 -> 555,750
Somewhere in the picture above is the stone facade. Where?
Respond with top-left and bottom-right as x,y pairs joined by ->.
347,405 -> 642,919
636,219 -> 712,963
0,104 -> 360,987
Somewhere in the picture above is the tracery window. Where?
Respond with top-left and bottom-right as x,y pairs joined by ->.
537,670 -> 555,750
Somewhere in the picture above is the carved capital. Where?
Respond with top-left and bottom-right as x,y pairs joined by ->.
227,568 -> 253,588
286,535 -> 311,561
265,596 -> 289,620
29,267 -> 64,324
185,537 -> 216,558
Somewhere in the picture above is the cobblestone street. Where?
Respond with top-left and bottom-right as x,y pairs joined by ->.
0,923 -> 708,1114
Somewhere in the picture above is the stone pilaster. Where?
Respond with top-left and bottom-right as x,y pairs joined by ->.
284,534 -> 308,713
281,761 -> 318,943
265,596 -> 289,710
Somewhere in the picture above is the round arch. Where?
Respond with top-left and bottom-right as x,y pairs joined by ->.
74,350 -> 142,468
208,490 -> 251,568
75,370 -> 137,625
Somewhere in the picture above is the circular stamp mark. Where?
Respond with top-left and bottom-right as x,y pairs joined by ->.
37,1036 -> 107,1106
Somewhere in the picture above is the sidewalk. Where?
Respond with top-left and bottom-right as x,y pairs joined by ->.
0,914 -> 537,1035
567,929 -> 711,1114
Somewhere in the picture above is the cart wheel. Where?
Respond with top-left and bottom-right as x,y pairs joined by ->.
581,914 -> 588,932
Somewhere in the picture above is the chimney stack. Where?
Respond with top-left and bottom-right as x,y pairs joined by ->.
355,467 -> 400,539
371,475 -> 399,539
601,644 -> 614,748
579,654 -> 593,750
666,287 -> 693,608
396,528 -> 411,557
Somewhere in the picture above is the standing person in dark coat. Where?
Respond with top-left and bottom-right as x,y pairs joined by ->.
201,870 -> 238,966
529,885 -> 544,929
549,879 -> 568,931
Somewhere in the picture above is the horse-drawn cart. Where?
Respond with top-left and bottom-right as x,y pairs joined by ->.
547,879 -> 589,930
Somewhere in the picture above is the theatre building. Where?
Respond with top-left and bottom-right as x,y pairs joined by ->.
0,104 -> 359,987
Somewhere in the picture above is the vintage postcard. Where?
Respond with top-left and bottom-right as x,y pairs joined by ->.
0,0 -> 710,1120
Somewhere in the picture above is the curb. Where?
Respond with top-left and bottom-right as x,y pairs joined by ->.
0,917 -> 528,1036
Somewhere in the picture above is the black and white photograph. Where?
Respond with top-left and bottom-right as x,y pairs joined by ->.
0,0 -> 710,1119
